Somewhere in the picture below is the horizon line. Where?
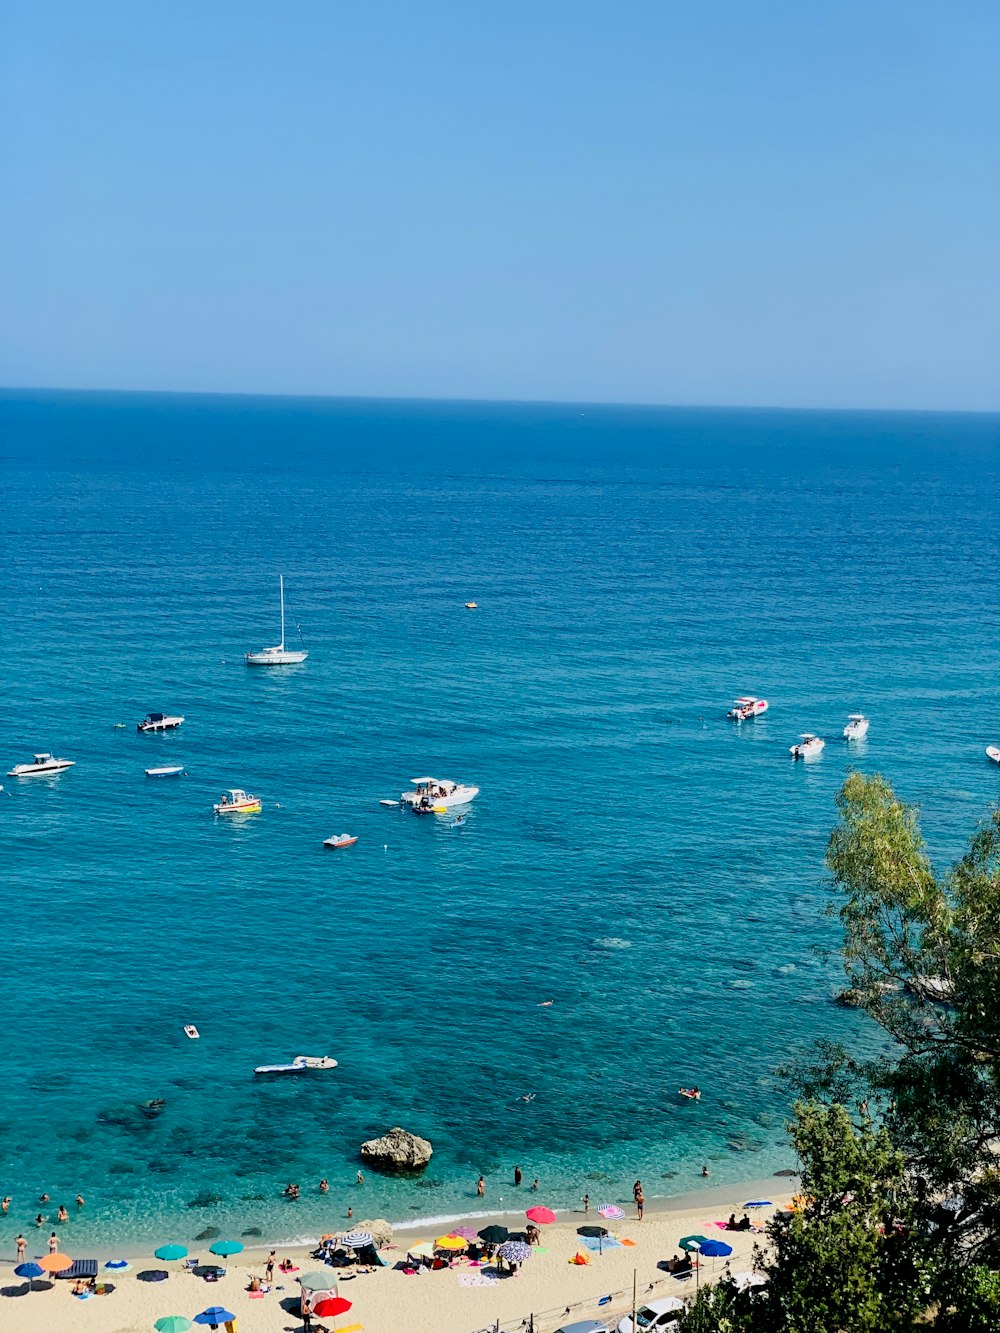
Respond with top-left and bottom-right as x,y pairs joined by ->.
2,382 -> 999,418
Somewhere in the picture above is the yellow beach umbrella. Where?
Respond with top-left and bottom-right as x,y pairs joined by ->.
435,1234 -> 467,1250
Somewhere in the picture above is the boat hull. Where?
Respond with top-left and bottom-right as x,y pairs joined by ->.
245,650 -> 308,666
214,801 -> 262,815
8,761 -> 75,777
402,785 -> 479,812
323,836 -> 358,848
137,716 -> 184,732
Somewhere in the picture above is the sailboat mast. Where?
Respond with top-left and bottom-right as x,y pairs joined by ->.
279,574 -> 285,649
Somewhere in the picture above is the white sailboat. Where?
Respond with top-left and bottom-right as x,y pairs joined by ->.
245,575 -> 308,666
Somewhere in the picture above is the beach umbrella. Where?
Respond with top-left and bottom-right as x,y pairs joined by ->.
679,1234 -> 710,1251
312,1296 -> 352,1318
496,1240 -> 532,1265
434,1234 -> 467,1250
597,1205 -> 625,1220
577,1225 -> 608,1238
744,1200 -> 772,1209
208,1240 -> 243,1257
525,1205 -> 556,1224
298,1271 -> 336,1290
38,1253 -> 73,1273
449,1226 -> 480,1241
406,1242 -> 436,1260
477,1225 -> 509,1244
105,1259 -> 131,1272
154,1319 -> 194,1333
14,1261 -> 44,1291
193,1309 -> 235,1330
154,1244 -> 188,1263
339,1230 -> 374,1249
698,1240 -> 733,1258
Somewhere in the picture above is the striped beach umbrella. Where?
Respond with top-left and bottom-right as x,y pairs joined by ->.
597,1204 -> 625,1219
105,1260 -> 131,1272
338,1230 -> 374,1249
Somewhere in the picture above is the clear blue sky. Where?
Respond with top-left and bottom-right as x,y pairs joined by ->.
2,1 -> 997,408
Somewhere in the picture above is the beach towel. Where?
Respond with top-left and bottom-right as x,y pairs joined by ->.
580,1235 -> 623,1252
621,1239 -> 637,1247
459,1274 -> 498,1287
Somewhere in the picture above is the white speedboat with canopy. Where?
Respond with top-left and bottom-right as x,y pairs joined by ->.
843,714 -> 869,740
401,777 -> 479,812
254,1055 -> 338,1075
8,753 -> 76,777
728,696 -> 768,721
137,712 -> 185,733
245,575 -> 308,666
790,733 -> 825,759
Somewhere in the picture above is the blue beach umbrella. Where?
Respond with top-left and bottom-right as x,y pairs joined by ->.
154,1244 -> 188,1263
14,1261 -> 44,1291
208,1240 -> 243,1257
744,1200 -> 772,1209
105,1259 -> 131,1272
194,1307 -> 236,1329
698,1240 -> 733,1258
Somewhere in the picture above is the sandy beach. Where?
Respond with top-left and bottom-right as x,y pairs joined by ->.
0,1181 -> 792,1333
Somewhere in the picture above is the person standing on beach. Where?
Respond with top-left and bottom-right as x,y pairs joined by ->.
583,1193 -> 589,1214
514,1165 -> 523,1186
477,1176 -> 485,1196
265,1251 -> 275,1282
636,1187 -> 645,1221
633,1179 -> 642,1202
16,1235 -> 26,1260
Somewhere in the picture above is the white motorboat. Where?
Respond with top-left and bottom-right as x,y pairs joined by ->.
213,788 -> 262,815
245,575 -> 308,665
184,1024 -> 200,1039
843,714 -> 870,740
8,753 -> 76,777
254,1055 -> 338,1075
137,712 -> 185,733
790,733 -> 825,759
401,777 -> 480,812
323,833 -> 358,848
986,746 -> 1000,766
728,696 -> 768,721
146,765 -> 185,778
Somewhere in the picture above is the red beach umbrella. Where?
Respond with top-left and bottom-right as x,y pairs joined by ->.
312,1296 -> 353,1318
525,1205 -> 557,1224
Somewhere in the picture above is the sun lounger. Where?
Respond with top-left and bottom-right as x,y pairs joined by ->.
59,1259 -> 98,1280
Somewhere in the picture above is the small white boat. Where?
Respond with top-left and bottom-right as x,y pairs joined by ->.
790,733 -> 825,759
184,1025 -> 200,1039
254,1055 -> 338,1075
146,765 -> 185,778
401,777 -> 479,812
323,833 -> 357,849
245,575 -> 308,666
213,788 -> 262,815
379,799 -> 400,807
843,714 -> 870,740
986,746 -> 1000,765
8,753 -> 76,777
137,712 -> 185,733
728,696 -> 768,721
465,601 -> 478,609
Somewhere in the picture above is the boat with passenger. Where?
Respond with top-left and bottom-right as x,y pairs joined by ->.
254,1055 -> 338,1075
790,733 -> 825,759
213,788 -> 262,815
728,696 -> 768,721
8,753 -> 76,777
843,714 -> 870,740
137,712 -> 185,733
401,777 -> 479,812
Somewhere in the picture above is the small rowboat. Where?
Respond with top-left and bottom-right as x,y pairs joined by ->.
323,834 -> 358,849
184,1025 -> 200,1039
465,601 -> 478,609
214,788 -> 262,815
146,766 -> 185,778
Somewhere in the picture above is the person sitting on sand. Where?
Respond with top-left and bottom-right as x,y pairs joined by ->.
737,1213 -> 753,1231
726,1212 -> 738,1229
248,1275 -> 261,1292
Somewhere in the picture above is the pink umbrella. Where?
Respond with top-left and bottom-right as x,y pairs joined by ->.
449,1227 -> 480,1241
598,1204 -> 625,1220
525,1206 -> 557,1224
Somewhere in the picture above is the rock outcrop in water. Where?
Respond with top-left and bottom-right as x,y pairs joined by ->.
360,1127 -> 432,1173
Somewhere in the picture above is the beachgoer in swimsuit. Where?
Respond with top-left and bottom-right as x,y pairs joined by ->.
514,1165 -> 523,1186
319,1179 -> 329,1193
16,1235 -> 26,1259
583,1193 -> 589,1213
49,1232 -> 59,1252
57,1205 -> 68,1222
477,1176 -> 485,1196
265,1251 -> 275,1281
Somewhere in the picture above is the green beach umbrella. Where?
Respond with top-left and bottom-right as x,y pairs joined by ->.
208,1241 -> 243,1257
298,1271 -> 336,1290
154,1245 -> 189,1262
155,1319 -> 194,1333
679,1234 -> 710,1251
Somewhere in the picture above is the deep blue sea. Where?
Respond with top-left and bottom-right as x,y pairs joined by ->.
1,390 -> 998,1255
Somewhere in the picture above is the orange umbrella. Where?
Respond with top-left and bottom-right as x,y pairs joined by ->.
39,1253 -> 72,1273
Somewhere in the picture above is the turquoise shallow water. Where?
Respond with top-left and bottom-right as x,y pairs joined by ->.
1,390 -> 998,1254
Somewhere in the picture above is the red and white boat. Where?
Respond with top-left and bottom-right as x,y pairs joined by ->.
727,696 -> 768,721
323,833 -> 358,849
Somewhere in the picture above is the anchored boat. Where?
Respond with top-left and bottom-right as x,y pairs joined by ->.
790,733 -> 825,759
245,575 -> 308,666
401,777 -> 479,812
146,766 -> 185,778
728,696 -> 768,721
213,788 -> 262,815
8,753 -> 75,777
323,833 -> 358,848
843,714 -> 870,740
137,712 -> 185,733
